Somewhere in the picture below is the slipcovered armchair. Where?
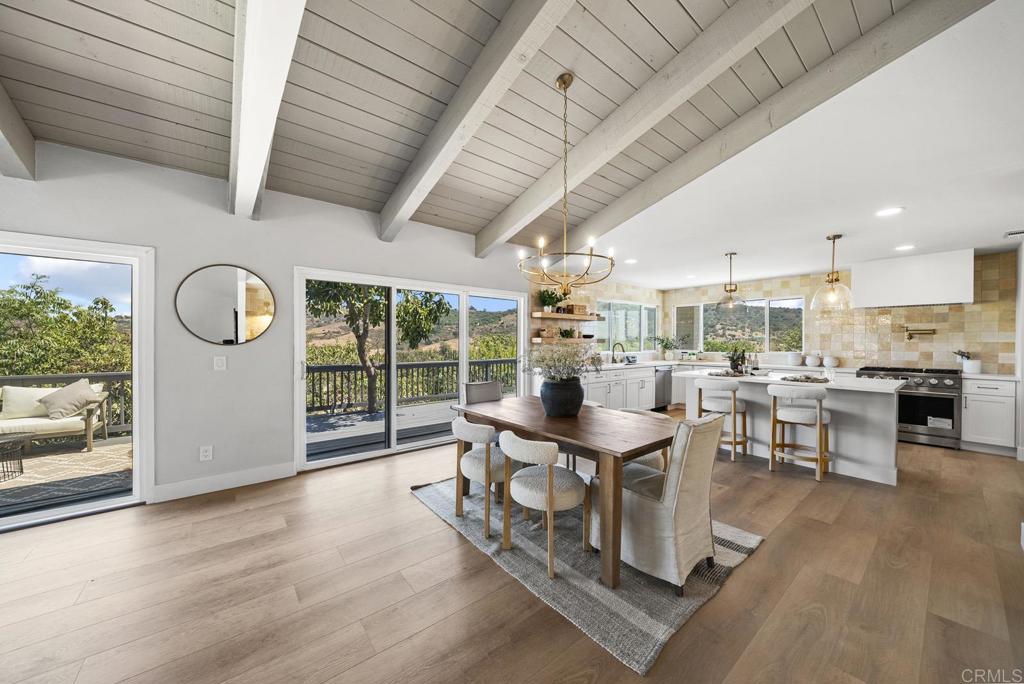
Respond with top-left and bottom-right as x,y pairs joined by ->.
586,414 -> 725,594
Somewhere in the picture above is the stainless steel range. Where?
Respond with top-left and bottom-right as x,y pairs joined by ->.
856,366 -> 962,449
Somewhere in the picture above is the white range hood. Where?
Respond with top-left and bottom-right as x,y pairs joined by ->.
851,249 -> 974,308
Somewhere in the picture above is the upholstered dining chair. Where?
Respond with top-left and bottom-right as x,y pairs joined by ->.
619,407 -> 674,471
451,417 -> 507,539
499,430 -> 588,579
586,414 -> 725,595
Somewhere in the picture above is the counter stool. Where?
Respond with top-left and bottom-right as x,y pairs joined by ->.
694,378 -> 748,461
767,384 -> 830,481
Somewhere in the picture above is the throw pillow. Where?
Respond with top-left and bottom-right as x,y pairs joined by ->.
0,386 -> 55,419
38,379 -> 100,420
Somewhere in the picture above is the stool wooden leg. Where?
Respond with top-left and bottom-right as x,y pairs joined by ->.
730,392 -> 738,462
697,388 -> 703,419
483,444 -> 492,537
815,404 -> 824,482
455,440 -> 465,517
768,398 -> 778,471
523,506 -> 530,521
741,411 -> 748,456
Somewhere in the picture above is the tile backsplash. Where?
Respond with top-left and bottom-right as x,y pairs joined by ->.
660,252 -> 1017,375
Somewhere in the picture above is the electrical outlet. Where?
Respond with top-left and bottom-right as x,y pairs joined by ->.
213,356 -> 227,371
199,445 -> 214,462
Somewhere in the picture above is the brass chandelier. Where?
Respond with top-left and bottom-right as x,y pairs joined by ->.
517,72 -> 614,296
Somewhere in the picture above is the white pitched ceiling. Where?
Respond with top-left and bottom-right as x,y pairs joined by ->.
593,0 -> 1024,290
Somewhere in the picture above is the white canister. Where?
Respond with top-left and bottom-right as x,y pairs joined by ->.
963,359 -> 982,374
786,352 -> 804,366
804,354 -> 822,367
823,356 -> 840,368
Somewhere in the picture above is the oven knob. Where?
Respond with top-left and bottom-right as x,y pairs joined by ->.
928,378 -> 938,386
943,379 -> 955,386
913,378 -> 924,385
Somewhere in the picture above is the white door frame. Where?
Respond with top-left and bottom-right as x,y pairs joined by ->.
0,230 -> 155,531
293,266 -> 527,471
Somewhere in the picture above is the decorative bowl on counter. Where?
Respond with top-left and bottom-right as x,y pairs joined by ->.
804,355 -> 822,367
823,356 -> 840,368
786,352 -> 804,366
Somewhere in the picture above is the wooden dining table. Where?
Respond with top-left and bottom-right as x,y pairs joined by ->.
453,395 -> 677,588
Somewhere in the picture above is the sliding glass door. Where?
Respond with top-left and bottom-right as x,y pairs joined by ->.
303,279 -> 391,461
296,269 -> 525,468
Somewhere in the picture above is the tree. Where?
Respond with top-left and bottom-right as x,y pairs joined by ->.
305,283 -> 451,413
0,275 -> 131,375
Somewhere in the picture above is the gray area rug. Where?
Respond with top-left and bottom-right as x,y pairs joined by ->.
412,478 -> 762,675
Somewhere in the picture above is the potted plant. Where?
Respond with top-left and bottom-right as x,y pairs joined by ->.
527,343 -> 602,417
654,336 -> 679,361
538,288 -> 566,313
727,347 -> 746,373
558,327 -> 576,338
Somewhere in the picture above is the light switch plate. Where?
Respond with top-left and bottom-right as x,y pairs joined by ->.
213,356 -> 227,371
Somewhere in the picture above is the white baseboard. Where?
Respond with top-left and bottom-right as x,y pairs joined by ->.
961,441 -> 1018,459
149,462 -> 296,503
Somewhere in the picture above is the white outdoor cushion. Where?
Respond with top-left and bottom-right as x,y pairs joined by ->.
509,464 -> 585,511
0,416 -> 88,435
460,445 -> 508,483
0,386 -> 53,419
777,407 -> 831,424
702,397 -> 746,413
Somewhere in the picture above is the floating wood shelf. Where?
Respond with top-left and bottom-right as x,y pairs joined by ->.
530,312 -> 605,321
531,337 -> 595,344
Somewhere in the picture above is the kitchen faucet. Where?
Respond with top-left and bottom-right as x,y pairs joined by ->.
612,342 -> 625,364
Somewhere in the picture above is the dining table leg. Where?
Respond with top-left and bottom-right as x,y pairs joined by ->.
502,455 -> 512,550
598,451 -> 622,588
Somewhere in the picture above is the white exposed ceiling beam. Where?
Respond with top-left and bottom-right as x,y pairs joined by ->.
0,79 -> 34,179
228,0 -> 306,218
473,0 -> 813,257
377,0 -> 574,242
565,0 -> 995,251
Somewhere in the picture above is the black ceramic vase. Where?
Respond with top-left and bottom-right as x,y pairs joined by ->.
540,377 -> 584,417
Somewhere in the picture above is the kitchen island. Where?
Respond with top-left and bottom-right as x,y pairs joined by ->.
674,369 -> 906,485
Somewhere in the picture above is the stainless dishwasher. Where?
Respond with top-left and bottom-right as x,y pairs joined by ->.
654,365 -> 674,409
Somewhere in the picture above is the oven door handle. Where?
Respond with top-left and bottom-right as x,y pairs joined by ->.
899,390 -> 960,398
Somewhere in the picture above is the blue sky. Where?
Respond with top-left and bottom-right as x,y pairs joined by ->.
0,252 -> 132,315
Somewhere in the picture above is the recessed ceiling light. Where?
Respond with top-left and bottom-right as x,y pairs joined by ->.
624,258 -> 638,265
875,206 -> 905,217
686,274 -> 696,279
894,244 -> 915,251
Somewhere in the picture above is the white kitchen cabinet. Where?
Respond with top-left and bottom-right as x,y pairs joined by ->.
586,380 -> 625,409
627,376 -> 656,410
963,392 -> 1016,447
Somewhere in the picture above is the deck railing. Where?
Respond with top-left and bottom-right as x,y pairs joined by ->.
306,359 -> 517,414
0,372 -> 133,433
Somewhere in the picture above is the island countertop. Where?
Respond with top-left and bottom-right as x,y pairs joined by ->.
673,369 -> 906,394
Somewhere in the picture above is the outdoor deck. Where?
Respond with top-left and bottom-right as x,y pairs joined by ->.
0,437 -> 132,517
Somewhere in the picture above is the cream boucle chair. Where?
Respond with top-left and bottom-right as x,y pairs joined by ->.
452,417 -> 507,539
694,377 -> 747,460
586,414 -> 725,595
767,384 -> 831,481
499,430 -> 588,579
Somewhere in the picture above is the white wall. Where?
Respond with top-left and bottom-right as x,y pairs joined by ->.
0,143 -> 527,493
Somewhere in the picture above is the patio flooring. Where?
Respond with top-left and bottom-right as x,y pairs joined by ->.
0,437 -> 132,516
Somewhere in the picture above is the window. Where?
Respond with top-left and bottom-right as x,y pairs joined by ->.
768,298 -> 804,351
674,305 -> 700,350
596,301 -> 658,352
695,297 -> 804,353
701,299 -> 766,352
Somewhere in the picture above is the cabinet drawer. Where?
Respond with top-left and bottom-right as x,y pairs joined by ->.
964,379 -> 1016,397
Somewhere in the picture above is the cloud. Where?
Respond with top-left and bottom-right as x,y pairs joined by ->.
15,256 -> 132,315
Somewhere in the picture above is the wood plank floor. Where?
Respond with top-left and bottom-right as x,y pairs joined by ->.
1,419 -> 1022,683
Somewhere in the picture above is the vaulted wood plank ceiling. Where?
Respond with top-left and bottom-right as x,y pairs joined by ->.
0,0 -> 989,256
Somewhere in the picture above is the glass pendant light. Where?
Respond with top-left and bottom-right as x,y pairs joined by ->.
810,234 -> 852,311
517,72 -> 614,296
717,252 -> 741,309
